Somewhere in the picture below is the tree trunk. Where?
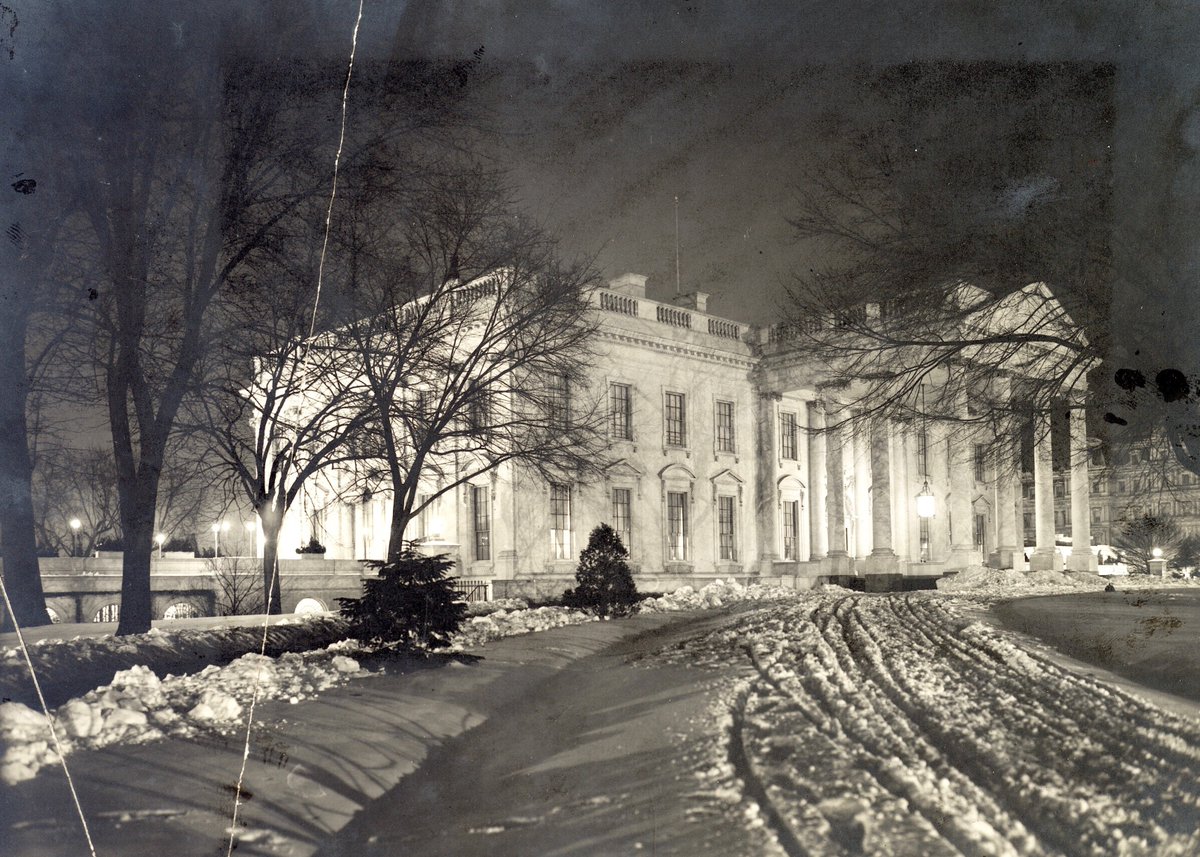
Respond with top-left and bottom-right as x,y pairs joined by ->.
115,478 -> 160,635
386,495 -> 415,563
0,318 -> 48,631
260,502 -> 284,614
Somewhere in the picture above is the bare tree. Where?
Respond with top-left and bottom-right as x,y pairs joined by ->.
1114,514 -> 1183,575
782,62 -> 1110,455
333,164 -> 609,561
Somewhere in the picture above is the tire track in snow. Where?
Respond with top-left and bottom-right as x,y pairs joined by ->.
720,594 -> 1200,856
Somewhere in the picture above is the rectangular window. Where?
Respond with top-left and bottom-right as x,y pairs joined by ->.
667,491 -> 689,560
718,495 -> 737,561
782,500 -> 798,560
1023,512 -> 1034,534
468,392 -> 490,432
611,488 -> 632,551
549,374 -> 570,428
974,444 -> 986,482
1054,480 -> 1064,499
1091,508 -> 1102,524
609,383 -> 632,440
919,516 -> 931,562
472,485 -> 490,561
1118,481 -> 1127,494
917,429 -> 928,476
665,392 -> 687,447
550,483 -> 571,559
780,412 -> 798,460
716,400 -> 736,452
974,513 -> 986,550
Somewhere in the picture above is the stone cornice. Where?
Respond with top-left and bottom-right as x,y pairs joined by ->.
595,326 -> 757,370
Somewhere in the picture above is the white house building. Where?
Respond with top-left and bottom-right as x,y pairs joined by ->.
276,272 -> 1096,597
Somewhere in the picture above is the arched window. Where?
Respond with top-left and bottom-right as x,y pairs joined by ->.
163,602 -> 201,619
293,597 -> 327,615
92,603 -> 120,623
45,607 -> 62,624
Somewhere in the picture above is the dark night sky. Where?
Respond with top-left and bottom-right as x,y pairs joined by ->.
8,0 -> 1200,347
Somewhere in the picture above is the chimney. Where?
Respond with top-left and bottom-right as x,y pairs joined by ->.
674,291 -> 709,313
607,273 -> 647,298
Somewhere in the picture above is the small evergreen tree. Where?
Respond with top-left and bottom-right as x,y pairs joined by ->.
563,523 -> 639,617
338,545 -> 466,648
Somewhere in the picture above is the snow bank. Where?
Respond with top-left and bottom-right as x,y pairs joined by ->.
935,566 -> 1108,595
448,606 -> 596,650
0,643 -> 362,785
639,578 -> 801,612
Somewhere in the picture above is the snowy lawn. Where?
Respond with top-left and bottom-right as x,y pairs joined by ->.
0,578 -> 792,785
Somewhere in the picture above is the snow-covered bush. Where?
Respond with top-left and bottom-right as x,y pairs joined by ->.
338,548 -> 466,648
562,524 -> 639,617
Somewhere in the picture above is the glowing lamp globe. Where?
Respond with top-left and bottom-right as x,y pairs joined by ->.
915,482 -> 936,519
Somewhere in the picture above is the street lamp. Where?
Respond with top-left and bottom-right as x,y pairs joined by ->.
915,482 -> 936,519
69,518 -> 82,557
211,521 -> 229,557
1152,546 -> 1164,559
155,533 -> 166,558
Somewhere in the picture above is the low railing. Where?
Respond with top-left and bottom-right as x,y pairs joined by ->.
707,317 -> 740,340
599,291 -> 639,316
453,578 -> 492,602
656,305 -> 692,328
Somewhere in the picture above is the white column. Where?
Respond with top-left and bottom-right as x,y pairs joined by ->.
853,423 -> 872,559
808,401 -> 828,560
756,391 -> 780,570
825,414 -> 851,573
992,434 -> 1021,569
1067,402 -> 1098,572
1030,410 -> 1063,571
864,417 -> 899,573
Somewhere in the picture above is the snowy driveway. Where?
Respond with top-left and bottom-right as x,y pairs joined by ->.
723,593 -> 1200,856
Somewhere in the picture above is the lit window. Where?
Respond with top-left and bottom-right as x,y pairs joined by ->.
472,485 -> 490,561
611,488 -> 632,551
782,500 -> 799,560
718,495 -> 737,561
93,603 -> 120,623
163,601 -> 200,620
716,401 -> 736,452
666,491 -> 689,560
609,383 -> 633,440
665,392 -> 687,447
550,483 -> 571,559
780,412 -> 798,460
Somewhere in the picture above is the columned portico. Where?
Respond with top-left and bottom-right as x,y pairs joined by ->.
1029,410 -> 1064,571
1067,403 -> 1098,572
808,401 -> 828,560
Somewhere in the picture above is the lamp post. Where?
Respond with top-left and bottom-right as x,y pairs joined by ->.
212,521 -> 229,557
155,533 -> 166,558
916,481 -> 935,563
69,518 -> 82,557
1150,545 -> 1166,578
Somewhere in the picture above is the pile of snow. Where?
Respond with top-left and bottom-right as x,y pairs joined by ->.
0,643 -> 363,785
465,597 -> 528,616
639,578 -> 801,612
448,606 -> 596,650
935,566 -> 1108,595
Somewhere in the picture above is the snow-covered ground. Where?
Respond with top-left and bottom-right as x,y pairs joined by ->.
679,590 -> 1200,856
0,579 -> 786,785
5,566 -> 1199,857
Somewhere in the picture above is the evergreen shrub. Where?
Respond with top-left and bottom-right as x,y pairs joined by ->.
563,523 -> 639,617
338,545 -> 466,648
